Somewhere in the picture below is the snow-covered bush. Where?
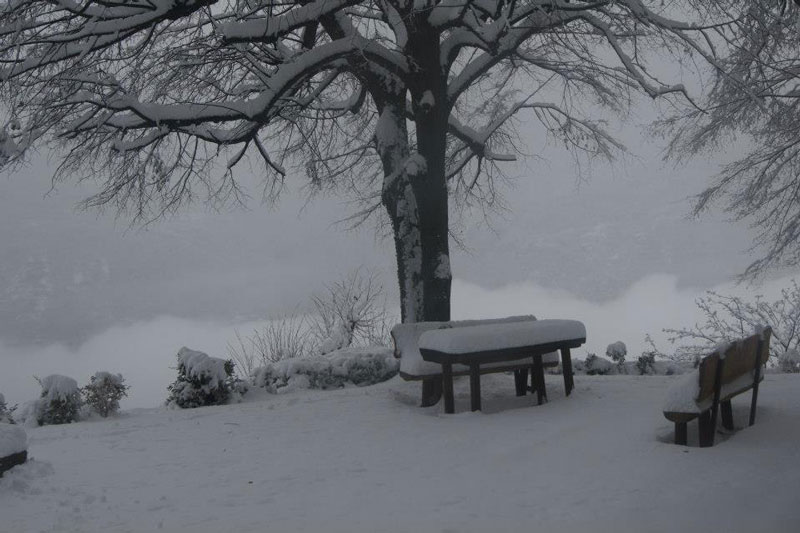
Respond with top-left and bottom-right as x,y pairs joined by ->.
606,341 -> 627,371
82,372 -> 129,417
228,314 -> 311,373
166,348 -> 247,408
778,349 -> 800,373
252,347 -> 398,393
584,354 -> 615,375
228,269 -> 395,369
636,352 -> 657,375
0,393 -> 16,424
35,375 -> 82,426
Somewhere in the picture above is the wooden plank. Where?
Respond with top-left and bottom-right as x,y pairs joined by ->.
469,363 -> 481,412
442,363 -> 454,414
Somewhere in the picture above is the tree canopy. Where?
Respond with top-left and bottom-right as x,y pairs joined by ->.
0,1 -> 716,327
667,1 -> 800,278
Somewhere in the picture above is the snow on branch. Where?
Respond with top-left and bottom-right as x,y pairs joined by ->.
219,0 -> 361,44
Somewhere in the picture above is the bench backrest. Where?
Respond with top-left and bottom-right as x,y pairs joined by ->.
697,327 -> 772,403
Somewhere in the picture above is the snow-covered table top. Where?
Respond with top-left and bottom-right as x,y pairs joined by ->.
418,319 -> 586,361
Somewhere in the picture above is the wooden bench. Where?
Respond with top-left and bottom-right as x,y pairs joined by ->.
663,327 -> 772,447
391,316 -> 566,407
417,319 -> 587,413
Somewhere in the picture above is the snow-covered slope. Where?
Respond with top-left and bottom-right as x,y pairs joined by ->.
1,374 -> 798,532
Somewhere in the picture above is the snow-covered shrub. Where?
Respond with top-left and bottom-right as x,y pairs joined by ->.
252,347 -> 398,393
0,393 -> 16,424
778,349 -> 800,373
228,269 -> 395,369
636,352 -> 657,375
228,314 -> 311,372
606,341 -> 627,371
584,354 -> 615,375
35,375 -> 82,425
166,348 -> 248,408
82,372 -> 129,417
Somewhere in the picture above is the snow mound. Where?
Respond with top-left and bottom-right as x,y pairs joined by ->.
252,346 -> 398,393
39,375 -> 79,401
0,424 -> 26,457
0,459 -> 53,494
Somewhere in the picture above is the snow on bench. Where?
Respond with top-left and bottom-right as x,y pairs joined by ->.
418,319 -> 587,413
391,316 -> 562,407
663,327 -> 772,447
0,424 -> 27,477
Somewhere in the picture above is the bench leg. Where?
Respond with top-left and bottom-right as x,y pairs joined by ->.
698,410 -> 715,447
561,347 -> 574,396
514,368 -> 528,396
441,364 -> 455,414
675,422 -> 688,446
749,382 -> 760,426
421,377 -> 443,408
469,363 -> 481,412
532,355 -> 546,405
720,400 -> 734,430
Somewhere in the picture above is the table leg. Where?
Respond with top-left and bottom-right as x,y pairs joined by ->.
442,363 -> 455,414
514,368 -> 528,396
561,347 -> 574,396
532,355 -> 546,405
469,363 -> 481,412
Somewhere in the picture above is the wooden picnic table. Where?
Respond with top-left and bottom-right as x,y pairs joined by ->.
419,319 -> 586,413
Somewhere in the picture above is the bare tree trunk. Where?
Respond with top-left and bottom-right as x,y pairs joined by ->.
375,23 -> 452,407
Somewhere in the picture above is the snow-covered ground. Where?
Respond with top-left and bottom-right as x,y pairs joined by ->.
2,373 -> 799,533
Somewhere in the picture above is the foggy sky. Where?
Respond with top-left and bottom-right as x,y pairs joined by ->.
0,106 -> 767,348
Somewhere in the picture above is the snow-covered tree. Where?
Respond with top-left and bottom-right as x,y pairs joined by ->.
605,340 -> 626,368
0,2 -> 715,402
34,375 -> 82,425
82,372 -> 129,418
666,1 -> 800,277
